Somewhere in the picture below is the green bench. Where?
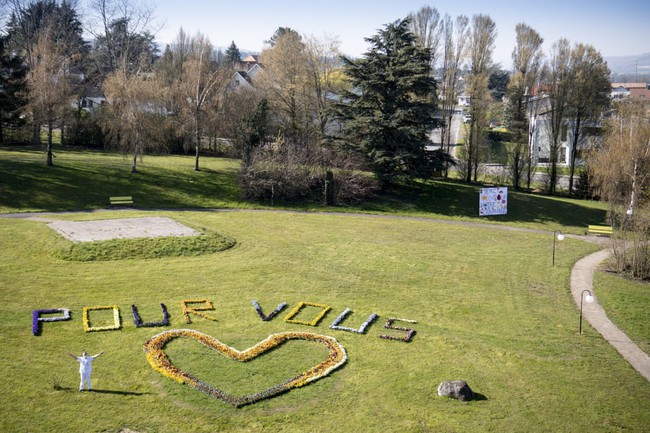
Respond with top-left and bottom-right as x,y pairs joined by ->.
109,196 -> 134,206
587,225 -> 612,236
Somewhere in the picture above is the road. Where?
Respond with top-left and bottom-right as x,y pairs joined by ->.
429,111 -> 572,190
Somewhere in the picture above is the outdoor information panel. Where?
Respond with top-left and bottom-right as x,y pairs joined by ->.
479,187 -> 508,216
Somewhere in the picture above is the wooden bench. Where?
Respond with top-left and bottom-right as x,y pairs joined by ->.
109,196 -> 134,206
587,225 -> 612,236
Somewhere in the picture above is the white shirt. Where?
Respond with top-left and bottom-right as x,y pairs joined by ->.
77,356 -> 95,373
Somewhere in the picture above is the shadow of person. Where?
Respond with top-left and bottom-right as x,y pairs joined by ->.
89,389 -> 150,396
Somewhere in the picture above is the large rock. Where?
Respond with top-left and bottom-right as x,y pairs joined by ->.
437,380 -> 474,402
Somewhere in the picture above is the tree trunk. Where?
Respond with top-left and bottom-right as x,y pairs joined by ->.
46,121 -> 54,166
549,151 -> 557,195
443,112 -> 453,178
526,117 -> 536,190
194,117 -> 201,171
465,124 -> 474,183
60,117 -> 65,146
131,152 -> 138,173
568,115 -> 581,195
629,159 -> 638,213
32,122 -> 40,146
512,144 -> 522,190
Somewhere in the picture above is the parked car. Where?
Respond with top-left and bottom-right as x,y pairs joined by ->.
463,114 -> 472,123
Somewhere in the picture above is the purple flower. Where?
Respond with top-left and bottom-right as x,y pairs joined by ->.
32,308 -> 71,336
132,304 -> 170,327
330,308 -> 378,334
251,300 -> 287,321
378,317 -> 417,342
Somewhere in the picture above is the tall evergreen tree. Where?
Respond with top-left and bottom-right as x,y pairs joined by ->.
5,0 -> 88,146
6,0 -> 88,64
337,18 -> 438,186
265,27 -> 299,47
225,41 -> 241,65
92,17 -> 158,74
0,35 -> 28,144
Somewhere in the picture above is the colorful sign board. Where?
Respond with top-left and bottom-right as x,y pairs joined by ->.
479,187 -> 508,216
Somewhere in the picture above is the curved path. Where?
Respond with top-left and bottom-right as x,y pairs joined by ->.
570,248 -> 650,381
2,208 -> 649,381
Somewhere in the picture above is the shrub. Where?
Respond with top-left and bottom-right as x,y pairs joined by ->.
239,145 -> 378,205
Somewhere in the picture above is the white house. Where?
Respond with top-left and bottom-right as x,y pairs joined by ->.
229,70 -> 255,91
228,55 -> 263,92
528,95 -> 602,165
610,85 -> 631,100
457,94 -> 471,106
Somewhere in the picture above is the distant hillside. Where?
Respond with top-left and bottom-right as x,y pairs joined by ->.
605,52 -> 650,79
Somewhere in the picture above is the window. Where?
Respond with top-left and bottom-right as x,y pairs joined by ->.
561,125 -> 568,141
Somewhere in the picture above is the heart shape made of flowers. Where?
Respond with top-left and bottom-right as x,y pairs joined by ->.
144,329 -> 347,407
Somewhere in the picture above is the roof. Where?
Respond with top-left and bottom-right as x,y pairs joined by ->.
629,88 -> 650,99
242,54 -> 259,63
611,83 -> 648,89
234,71 -> 252,84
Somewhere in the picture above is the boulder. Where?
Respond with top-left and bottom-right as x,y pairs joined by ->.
437,380 -> 474,402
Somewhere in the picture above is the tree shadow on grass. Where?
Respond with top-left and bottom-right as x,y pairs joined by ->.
0,150 -> 241,212
361,180 -> 607,228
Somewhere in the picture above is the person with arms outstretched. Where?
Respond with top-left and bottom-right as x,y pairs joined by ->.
67,351 -> 104,391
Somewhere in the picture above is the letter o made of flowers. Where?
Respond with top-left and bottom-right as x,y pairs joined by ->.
83,305 -> 121,332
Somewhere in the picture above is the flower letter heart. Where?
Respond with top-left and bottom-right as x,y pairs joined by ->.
144,329 -> 347,407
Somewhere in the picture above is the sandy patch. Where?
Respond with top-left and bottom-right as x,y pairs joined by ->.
47,217 -> 201,242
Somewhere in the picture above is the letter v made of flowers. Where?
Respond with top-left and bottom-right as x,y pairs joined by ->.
251,300 -> 287,321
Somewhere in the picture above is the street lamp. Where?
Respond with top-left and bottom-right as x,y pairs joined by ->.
552,230 -> 565,267
579,289 -> 595,335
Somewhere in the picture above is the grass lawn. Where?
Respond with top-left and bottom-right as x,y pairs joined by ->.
1,210 -> 649,432
594,270 -> 650,354
0,146 -> 608,233
1,145 -> 647,432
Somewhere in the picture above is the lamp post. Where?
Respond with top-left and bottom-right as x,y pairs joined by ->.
579,289 -> 595,335
552,230 -> 564,267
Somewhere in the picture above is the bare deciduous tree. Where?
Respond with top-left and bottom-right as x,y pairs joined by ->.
408,6 -> 442,65
566,43 -> 610,194
303,33 -> 342,142
26,26 -> 73,165
101,65 -> 166,173
542,38 -> 572,195
171,32 -> 230,171
506,23 -> 543,190
439,14 -> 468,177
258,29 -> 311,145
85,0 -> 159,74
589,99 -> 650,279
464,14 -> 496,182
590,99 -> 650,219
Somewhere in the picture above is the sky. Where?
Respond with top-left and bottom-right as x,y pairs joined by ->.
151,0 -> 650,67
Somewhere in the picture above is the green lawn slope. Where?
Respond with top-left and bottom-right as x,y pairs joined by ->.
0,146 -> 647,432
0,146 -> 608,233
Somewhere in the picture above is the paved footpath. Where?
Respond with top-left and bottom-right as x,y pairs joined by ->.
2,208 -> 649,381
571,248 -> 650,382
